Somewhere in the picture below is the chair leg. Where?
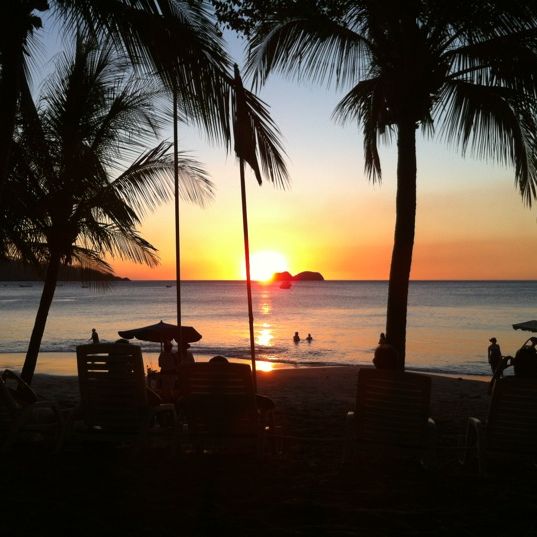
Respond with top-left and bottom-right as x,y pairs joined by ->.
421,418 -> 437,470
460,417 -> 485,476
342,411 -> 355,465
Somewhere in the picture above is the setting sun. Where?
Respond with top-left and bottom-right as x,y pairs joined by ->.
242,250 -> 289,281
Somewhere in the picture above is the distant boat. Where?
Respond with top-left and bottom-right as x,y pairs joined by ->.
166,284 -> 173,288
280,281 -> 292,289
19,284 -> 32,288
81,285 -> 89,288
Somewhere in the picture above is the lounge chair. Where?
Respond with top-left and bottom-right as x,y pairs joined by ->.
176,362 -> 269,454
0,369 -> 64,451
70,343 -> 176,453
343,367 -> 436,467
461,377 -> 537,475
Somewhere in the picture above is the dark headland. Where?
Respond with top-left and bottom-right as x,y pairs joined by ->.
272,270 -> 324,282
0,260 -> 129,281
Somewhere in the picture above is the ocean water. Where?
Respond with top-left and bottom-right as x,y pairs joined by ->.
1,280 -> 536,376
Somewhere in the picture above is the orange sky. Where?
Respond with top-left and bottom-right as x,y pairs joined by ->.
111,135 -> 537,281
37,21 -> 537,281
84,38 -> 536,283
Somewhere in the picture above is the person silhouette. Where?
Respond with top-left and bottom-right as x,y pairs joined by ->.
179,343 -> 195,364
89,328 -> 99,344
487,337 -> 502,374
158,340 -> 179,401
293,332 -> 300,343
305,333 -> 313,342
373,334 -> 398,370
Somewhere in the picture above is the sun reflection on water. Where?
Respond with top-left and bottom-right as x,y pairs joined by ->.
256,324 -> 273,347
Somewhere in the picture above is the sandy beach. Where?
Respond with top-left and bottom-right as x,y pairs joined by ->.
5,366 -> 536,537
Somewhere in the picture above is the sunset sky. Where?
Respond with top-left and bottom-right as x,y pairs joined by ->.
41,21 -> 537,281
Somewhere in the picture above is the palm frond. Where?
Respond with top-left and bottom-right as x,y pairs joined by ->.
246,16 -> 370,90
231,65 -> 289,188
333,77 -> 391,181
109,141 -> 214,213
53,0 -> 233,145
437,79 -> 537,205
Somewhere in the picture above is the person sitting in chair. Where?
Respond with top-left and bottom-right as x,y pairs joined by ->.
159,340 -> 178,400
373,336 -> 399,370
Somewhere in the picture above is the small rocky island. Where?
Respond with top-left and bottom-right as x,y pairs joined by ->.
272,271 -> 324,282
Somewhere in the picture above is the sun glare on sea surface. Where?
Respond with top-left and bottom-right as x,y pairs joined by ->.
242,250 -> 289,282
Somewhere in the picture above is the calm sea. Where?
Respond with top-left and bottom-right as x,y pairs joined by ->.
1,280 -> 536,376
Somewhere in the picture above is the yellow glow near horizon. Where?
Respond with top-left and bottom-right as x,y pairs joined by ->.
242,251 -> 289,282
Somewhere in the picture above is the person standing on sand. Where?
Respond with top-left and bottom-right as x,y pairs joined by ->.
488,337 -> 502,374
89,328 -> 99,344
178,343 -> 195,365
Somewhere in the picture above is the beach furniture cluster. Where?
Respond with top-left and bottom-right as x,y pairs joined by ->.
2,343 -> 537,478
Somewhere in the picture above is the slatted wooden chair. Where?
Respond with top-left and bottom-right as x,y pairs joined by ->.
71,344 -> 176,453
0,369 -> 64,451
176,362 -> 264,454
343,367 -> 436,467
462,377 -> 537,475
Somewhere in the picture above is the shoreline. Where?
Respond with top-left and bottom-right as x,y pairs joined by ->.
0,351 -> 492,381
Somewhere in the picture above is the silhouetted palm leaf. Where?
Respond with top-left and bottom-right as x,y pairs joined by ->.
4,37 -> 214,382
230,64 -> 289,188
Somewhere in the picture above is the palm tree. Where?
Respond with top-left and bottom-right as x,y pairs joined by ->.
0,0 -> 232,195
6,38 -> 214,384
230,63 -> 288,389
239,1 -> 537,366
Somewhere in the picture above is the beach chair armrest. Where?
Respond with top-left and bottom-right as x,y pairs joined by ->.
2,369 -> 39,404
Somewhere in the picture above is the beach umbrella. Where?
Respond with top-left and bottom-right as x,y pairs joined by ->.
230,64 -> 288,391
513,320 -> 537,332
118,321 -> 202,344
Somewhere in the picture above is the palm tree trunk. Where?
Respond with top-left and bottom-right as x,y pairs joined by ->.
21,253 -> 61,384
385,118 -> 417,369
239,159 -> 258,392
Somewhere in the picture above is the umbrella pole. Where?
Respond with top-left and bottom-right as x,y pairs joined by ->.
239,158 -> 257,392
173,86 -> 183,352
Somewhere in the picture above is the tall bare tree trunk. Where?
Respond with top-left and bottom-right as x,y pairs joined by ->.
21,253 -> 61,383
385,118 -> 417,369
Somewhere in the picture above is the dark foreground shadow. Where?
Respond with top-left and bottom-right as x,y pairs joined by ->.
4,445 -> 537,537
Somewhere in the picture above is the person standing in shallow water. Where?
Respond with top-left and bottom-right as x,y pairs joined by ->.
89,328 -> 99,344
293,332 -> 300,343
488,337 -> 502,374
